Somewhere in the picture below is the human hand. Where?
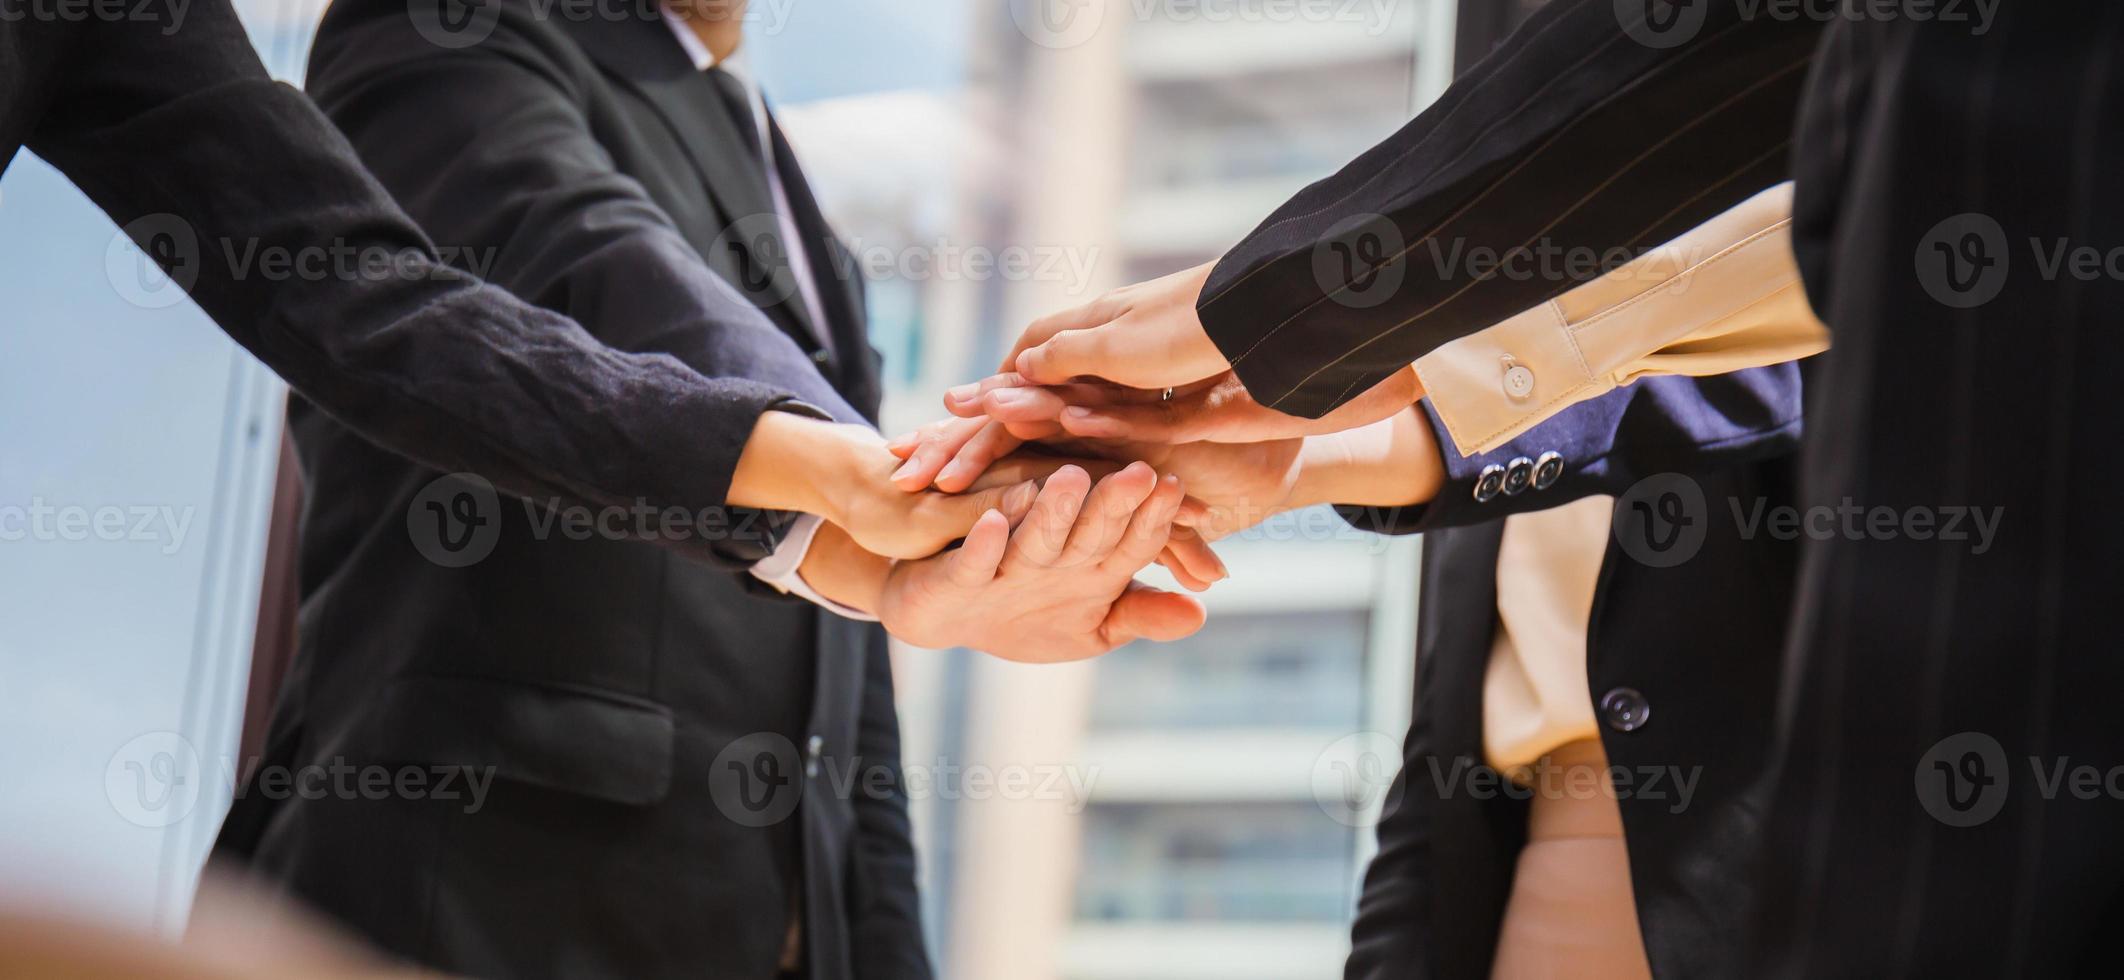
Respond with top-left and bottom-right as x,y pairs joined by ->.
879,463 -> 1206,663
943,366 -> 1421,444
888,414 -> 1307,540
885,420 -> 1230,589
1006,261 -> 1230,389
730,411 -> 1040,560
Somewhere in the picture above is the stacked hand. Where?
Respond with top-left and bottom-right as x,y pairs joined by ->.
880,463 -> 1205,663
762,256 -> 1444,663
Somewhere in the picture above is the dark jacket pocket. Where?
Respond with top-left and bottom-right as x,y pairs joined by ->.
359,674 -> 674,806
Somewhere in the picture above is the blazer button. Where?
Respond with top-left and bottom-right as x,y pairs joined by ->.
1502,457 -> 1534,496
1474,464 -> 1506,502
810,349 -> 832,365
1599,688 -> 1650,732
1533,451 -> 1564,490
805,734 -> 824,777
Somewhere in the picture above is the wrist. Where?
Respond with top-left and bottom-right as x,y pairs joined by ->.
731,411 -> 884,524
1296,408 -> 1443,508
798,522 -> 893,615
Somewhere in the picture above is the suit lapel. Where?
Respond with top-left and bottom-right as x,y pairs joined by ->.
566,13 -> 827,351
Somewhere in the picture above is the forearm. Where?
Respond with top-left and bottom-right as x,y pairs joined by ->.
1290,408 -> 1445,510
31,15 -> 800,556
1198,0 -> 1820,419
729,411 -> 890,525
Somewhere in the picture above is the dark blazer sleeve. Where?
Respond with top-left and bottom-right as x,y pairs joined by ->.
1339,361 -> 1807,536
1198,0 -> 1822,418
846,641 -> 934,980
23,0 -> 830,565
1344,694 -> 1443,980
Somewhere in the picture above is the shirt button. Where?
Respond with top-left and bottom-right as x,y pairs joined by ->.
1533,451 -> 1564,490
1473,464 -> 1506,502
810,349 -> 832,365
804,734 -> 824,777
1600,688 -> 1651,733
1503,363 -> 1535,400
1502,457 -> 1534,496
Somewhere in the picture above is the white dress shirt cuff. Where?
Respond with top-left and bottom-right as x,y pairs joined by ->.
747,514 -> 880,622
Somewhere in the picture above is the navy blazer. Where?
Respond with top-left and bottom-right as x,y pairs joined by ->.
1343,362 -> 1807,980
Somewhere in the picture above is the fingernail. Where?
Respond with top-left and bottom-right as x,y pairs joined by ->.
946,383 -> 979,402
1063,406 -> 1093,419
891,459 -> 919,482
938,459 -> 972,485
988,388 -> 1025,406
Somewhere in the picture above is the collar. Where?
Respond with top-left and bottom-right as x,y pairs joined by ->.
658,4 -> 748,80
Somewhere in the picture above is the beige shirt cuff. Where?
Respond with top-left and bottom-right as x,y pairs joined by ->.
1414,182 -> 1829,457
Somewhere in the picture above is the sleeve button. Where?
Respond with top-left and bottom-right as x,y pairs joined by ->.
1533,451 -> 1564,490
1474,464 -> 1506,502
1502,457 -> 1534,496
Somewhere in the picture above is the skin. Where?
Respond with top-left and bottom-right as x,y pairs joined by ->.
1008,261 -> 1232,390
889,408 -> 1448,549
729,410 -> 1043,560
790,465 -> 1207,664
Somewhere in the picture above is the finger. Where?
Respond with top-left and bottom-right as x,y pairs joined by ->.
1161,525 -> 1228,585
886,430 -> 919,459
890,417 -> 989,491
968,453 -> 1124,492
1098,582 -> 1207,648
1057,400 -> 1196,442
1000,419 -> 1066,442
935,421 -> 1026,493
1058,462 -> 1157,569
1102,472 -> 1185,576
943,510 -> 1011,588
943,372 -> 1033,417
1005,293 -> 1133,369
1003,465 -> 1092,568
978,385 -> 1073,424
1172,494 -> 1212,528
1157,548 -> 1213,592
1014,322 -> 1121,386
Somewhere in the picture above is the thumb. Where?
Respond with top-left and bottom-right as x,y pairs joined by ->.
943,510 -> 1010,588
1100,582 -> 1207,646
1015,324 -> 1120,385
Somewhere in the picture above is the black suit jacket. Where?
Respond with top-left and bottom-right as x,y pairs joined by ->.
209,4 -> 928,979
1197,1 -> 2124,973
1342,364 -> 1806,980
0,2 -> 853,558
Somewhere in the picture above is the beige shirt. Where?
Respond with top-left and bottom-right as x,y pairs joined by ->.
1483,495 -> 1613,777
1417,182 -> 1826,457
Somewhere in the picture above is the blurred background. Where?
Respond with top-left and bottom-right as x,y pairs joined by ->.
0,1 -> 1545,977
